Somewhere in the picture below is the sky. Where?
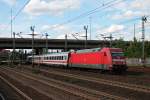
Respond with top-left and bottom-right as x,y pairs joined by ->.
0,0 -> 150,41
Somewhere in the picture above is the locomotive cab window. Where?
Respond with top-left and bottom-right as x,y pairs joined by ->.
111,52 -> 124,57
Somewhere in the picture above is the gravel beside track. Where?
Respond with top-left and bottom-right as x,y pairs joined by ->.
0,66 -> 127,100
0,69 -> 52,100
21,65 -> 150,100
0,77 -> 24,100
128,66 -> 150,73
35,65 -> 150,87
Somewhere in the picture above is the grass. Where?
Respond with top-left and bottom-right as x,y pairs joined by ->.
32,68 -> 41,74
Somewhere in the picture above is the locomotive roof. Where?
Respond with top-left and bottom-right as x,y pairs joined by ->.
76,48 -> 101,53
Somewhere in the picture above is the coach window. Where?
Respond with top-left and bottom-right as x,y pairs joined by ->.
64,56 -> 66,60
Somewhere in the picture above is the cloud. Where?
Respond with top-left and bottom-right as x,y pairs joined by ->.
130,0 -> 150,10
111,0 -> 150,20
41,24 -> 86,39
41,24 -> 73,39
41,24 -> 72,33
112,10 -> 143,20
0,24 -> 8,30
1,0 -> 16,6
24,0 -> 80,16
101,24 -> 125,33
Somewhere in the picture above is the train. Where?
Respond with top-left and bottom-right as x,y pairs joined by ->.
27,47 -> 127,73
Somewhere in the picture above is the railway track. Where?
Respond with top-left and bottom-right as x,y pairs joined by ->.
0,75 -> 32,100
0,93 -> 5,100
10,65 -> 150,99
0,67 -> 127,100
37,67 -> 150,94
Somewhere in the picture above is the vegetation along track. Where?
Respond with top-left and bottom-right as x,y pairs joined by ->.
21,65 -> 150,100
0,67 -> 127,100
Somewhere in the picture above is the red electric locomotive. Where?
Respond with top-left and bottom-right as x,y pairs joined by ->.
68,47 -> 127,72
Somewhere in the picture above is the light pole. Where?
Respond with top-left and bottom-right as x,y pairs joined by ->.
45,33 -> 48,54
30,26 -> 35,68
84,25 -> 88,49
141,16 -> 147,67
99,33 -> 113,47
12,32 -> 16,64
89,16 -> 92,40
109,33 -> 113,47
11,8 -> 13,38
65,34 -> 67,52
99,34 -> 106,47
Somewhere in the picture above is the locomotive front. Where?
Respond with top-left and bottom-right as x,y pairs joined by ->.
110,48 -> 127,72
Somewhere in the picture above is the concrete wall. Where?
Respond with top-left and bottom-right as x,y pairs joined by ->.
126,58 -> 150,66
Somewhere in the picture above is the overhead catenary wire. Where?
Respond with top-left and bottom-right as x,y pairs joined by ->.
48,0 -> 127,30
3,0 -> 31,32
48,0 -> 129,39
12,0 -> 31,21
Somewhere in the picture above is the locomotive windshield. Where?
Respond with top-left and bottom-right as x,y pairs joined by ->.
111,52 -> 124,57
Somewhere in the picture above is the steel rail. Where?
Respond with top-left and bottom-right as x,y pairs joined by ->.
0,69 -> 63,100
38,68 -> 150,93
0,93 -> 5,100
0,75 -> 32,100
2,67 -> 127,100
